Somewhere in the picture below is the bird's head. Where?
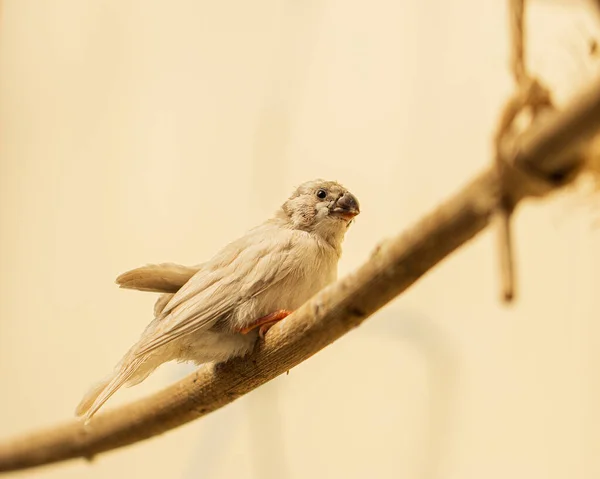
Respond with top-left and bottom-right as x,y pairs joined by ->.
281,179 -> 360,243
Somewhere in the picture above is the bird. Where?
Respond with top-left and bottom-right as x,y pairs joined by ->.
75,179 -> 360,422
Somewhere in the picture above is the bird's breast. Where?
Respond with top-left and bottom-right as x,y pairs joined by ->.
232,237 -> 339,329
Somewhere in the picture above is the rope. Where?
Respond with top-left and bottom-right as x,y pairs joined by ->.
494,0 -> 556,302
509,0 -> 527,85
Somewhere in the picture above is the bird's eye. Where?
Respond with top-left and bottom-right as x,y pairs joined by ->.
316,189 -> 327,199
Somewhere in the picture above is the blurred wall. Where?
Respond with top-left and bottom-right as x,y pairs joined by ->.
1,1 -> 600,478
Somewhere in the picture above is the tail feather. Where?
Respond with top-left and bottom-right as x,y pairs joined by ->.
115,263 -> 200,293
85,363 -> 142,422
77,263 -> 198,421
74,376 -> 112,418
75,359 -> 146,424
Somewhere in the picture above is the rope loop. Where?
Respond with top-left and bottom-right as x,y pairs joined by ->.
496,78 -> 557,203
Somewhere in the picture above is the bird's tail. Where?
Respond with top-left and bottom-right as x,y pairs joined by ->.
74,375 -> 113,419
115,263 -> 199,293
75,264 -> 198,421
75,355 -> 155,423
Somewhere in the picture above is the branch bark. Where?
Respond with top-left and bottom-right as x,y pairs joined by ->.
1,77 -> 600,473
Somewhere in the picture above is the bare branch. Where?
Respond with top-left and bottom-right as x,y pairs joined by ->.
0,77 -> 600,474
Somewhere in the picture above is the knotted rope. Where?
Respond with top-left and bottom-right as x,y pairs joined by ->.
494,0 -> 558,301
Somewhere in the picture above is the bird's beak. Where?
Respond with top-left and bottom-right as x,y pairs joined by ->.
331,193 -> 360,220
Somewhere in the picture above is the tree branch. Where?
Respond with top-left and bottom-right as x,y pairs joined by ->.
1,77 -> 600,473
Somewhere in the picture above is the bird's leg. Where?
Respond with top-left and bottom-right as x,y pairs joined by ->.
238,310 -> 292,338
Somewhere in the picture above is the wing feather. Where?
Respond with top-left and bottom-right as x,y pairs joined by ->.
133,227 -> 298,357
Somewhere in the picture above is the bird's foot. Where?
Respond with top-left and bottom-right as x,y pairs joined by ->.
238,310 -> 292,338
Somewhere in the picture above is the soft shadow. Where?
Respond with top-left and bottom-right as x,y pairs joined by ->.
365,308 -> 460,479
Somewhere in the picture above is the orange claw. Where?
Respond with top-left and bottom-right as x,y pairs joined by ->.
238,309 -> 293,338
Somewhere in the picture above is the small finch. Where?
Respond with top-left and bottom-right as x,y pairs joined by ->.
75,179 -> 360,421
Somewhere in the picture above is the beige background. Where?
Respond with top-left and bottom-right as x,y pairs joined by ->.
2,1 -> 600,478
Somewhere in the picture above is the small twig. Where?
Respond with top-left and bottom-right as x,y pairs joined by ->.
0,72 -> 599,473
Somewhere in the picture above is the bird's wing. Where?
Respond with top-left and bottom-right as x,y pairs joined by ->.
115,263 -> 202,293
133,228 -> 298,357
